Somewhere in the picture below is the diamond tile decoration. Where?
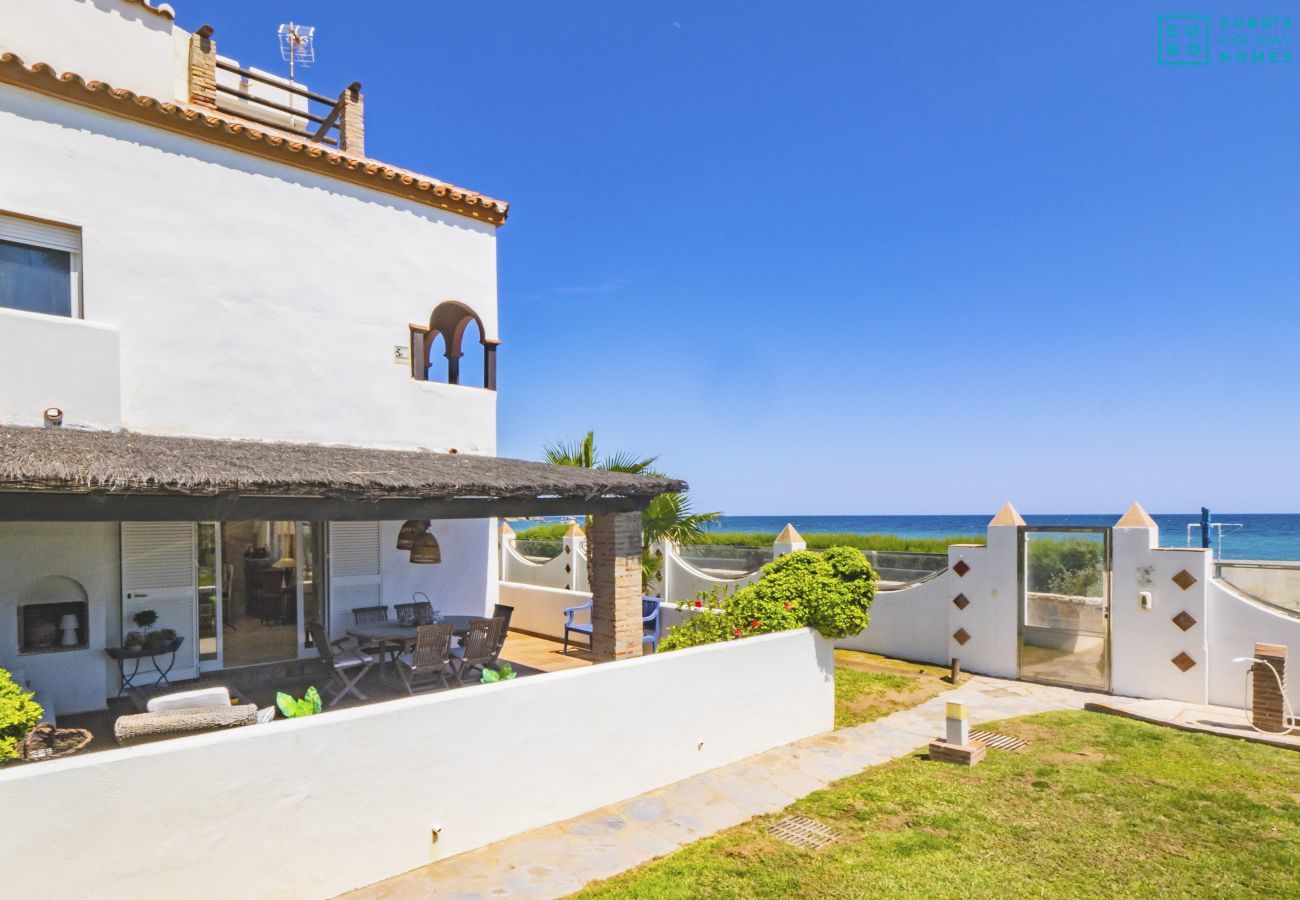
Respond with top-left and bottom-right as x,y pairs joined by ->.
1172,651 -> 1197,672
952,593 -> 970,610
1172,610 -> 1197,632
953,628 -> 971,645
953,559 -> 970,577
1172,569 -> 1197,591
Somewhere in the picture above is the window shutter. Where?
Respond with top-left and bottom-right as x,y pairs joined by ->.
328,522 -> 382,638
0,214 -> 81,252
120,522 -> 199,682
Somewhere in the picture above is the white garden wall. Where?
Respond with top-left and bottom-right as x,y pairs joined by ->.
0,628 -> 835,898
1206,579 -> 1300,708
837,504 -> 1300,711
836,574 -> 949,665
499,581 -> 590,640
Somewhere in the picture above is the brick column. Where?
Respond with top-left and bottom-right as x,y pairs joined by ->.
589,510 -> 643,661
1251,642 -> 1288,732
188,25 -> 217,109
339,82 -> 364,155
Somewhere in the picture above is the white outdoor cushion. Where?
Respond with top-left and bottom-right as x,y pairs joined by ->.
335,648 -> 374,668
146,687 -> 231,713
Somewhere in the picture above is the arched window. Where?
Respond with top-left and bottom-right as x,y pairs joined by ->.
409,300 -> 498,389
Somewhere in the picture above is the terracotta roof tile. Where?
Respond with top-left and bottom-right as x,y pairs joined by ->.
124,0 -> 176,19
0,53 -> 509,225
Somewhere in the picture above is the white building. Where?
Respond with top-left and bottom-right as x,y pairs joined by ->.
0,0 -> 668,715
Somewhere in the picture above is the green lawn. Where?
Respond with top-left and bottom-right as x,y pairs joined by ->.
833,650 -> 964,729
579,711 -> 1300,898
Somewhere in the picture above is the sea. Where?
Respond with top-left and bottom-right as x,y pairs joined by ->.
707,514 -> 1300,562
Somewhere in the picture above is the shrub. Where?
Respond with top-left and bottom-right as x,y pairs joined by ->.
1,668 -> 43,762
660,547 -> 877,651
1027,537 -> 1104,596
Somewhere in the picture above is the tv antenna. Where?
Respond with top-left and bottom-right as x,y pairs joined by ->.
277,22 -> 315,83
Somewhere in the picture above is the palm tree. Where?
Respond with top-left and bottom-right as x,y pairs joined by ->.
543,430 -> 721,587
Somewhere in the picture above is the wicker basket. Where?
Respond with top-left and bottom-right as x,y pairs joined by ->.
17,723 -> 93,762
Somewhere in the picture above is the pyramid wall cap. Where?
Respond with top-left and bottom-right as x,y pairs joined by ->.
1116,502 -> 1158,529
989,503 -> 1026,527
775,523 -> 804,544
564,522 -> 585,538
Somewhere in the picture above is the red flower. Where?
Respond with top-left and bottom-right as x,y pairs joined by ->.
750,619 -> 761,629
732,627 -> 742,637
694,600 -> 702,608
783,603 -> 792,611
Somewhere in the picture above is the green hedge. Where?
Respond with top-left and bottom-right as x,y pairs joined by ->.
1027,538 -> 1105,596
660,547 -> 877,651
514,523 -> 571,541
693,531 -> 984,554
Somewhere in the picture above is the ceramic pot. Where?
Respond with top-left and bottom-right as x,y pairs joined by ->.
25,619 -> 58,648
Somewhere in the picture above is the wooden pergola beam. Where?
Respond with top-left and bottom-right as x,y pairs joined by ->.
0,492 -> 651,522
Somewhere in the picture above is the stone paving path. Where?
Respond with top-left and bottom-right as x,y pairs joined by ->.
347,676 -> 1117,899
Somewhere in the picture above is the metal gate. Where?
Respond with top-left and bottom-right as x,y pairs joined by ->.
1018,525 -> 1111,691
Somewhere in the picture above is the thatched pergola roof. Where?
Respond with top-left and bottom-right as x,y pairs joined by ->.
0,426 -> 685,522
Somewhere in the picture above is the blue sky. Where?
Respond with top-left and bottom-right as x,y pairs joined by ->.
175,2 -> 1300,514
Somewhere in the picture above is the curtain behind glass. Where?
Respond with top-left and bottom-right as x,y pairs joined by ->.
0,239 -> 72,316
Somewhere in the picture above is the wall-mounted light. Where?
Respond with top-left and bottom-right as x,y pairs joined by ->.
43,407 -> 63,428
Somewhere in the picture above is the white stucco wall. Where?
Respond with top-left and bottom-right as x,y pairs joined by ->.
943,529 -> 1019,679
0,84 -> 499,454
0,0 -> 181,101
1110,527 -> 1212,703
499,581 -> 590,639
0,628 -> 834,898
662,541 -> 761,606
380,519 -> 497,620
1206,579 -> 1300,709
0,522 -> 120,714
501,540 -> 571,590
0,307 -> 122,429
836,574 -> 950,665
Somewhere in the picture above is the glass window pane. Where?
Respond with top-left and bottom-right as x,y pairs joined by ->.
0,238 -> 72,316
198,523 -> 219,662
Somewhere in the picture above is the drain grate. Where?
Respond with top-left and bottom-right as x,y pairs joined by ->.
766,815 -> 840,850
970,729 -> 1028,752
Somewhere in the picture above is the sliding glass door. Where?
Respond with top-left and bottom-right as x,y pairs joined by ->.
198,521 -> 327,670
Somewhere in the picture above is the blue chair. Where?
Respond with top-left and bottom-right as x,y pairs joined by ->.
563,597 -> 662,655
642,597 -> 661,653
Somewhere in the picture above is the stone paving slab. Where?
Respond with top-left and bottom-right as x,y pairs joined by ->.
1086,697 -> 1300,751
344,676 -> 1101,900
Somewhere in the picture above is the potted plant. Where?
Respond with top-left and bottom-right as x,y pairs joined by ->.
480,663 -> 517,683
275,687 -> 322,718
124,631 -> 145,651
147,627 -> 178,651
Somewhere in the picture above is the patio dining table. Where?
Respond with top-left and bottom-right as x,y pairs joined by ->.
346,616 -> 481,681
